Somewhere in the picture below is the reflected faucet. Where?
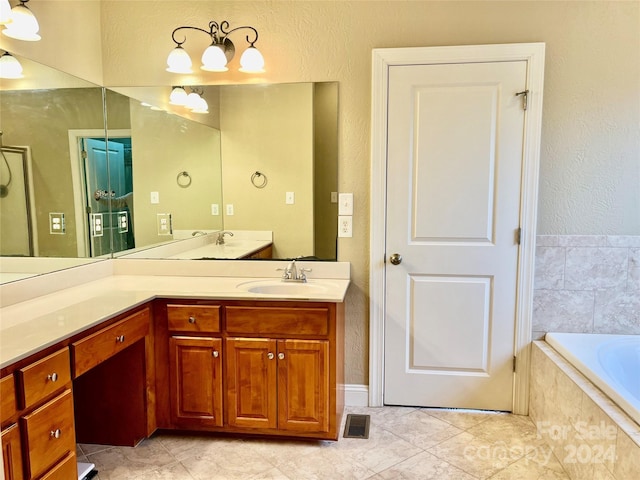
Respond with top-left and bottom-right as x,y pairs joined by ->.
192,231 -> 207,236
215,231 -> 234,245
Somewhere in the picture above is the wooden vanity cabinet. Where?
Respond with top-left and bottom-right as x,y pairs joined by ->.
0,348 -> 75,480
166,304 -> 224,429
157,299 -> 344,440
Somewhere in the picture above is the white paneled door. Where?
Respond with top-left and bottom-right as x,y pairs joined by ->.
383,60 -> 528,410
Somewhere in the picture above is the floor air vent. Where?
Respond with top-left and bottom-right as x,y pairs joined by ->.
343,414 -> 370,439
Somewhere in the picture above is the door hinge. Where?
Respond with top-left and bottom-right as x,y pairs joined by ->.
515,90 -> 529,110
516,227 -> 522,245
513,355 -> 517,373
81,150 -> 88,159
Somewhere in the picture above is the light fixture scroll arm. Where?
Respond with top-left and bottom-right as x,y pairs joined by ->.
170,25 -> 216,47
219,21 -> 259,46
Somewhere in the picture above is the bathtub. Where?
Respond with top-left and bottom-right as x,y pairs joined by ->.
545,332 -> 640,426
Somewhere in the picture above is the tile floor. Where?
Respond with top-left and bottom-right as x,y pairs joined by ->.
78,406 -> 570,479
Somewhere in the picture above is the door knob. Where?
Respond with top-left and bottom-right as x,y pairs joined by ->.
389,253 -> 402,265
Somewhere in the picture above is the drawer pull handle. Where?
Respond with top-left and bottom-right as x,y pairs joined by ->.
116,335 -> 126,343
212,350 -> 219,358
47,372 -> 59,382
267,352 -> 274,360
188,316 -> 196,324
278,353 -> 285,360
50,429 -> 61,439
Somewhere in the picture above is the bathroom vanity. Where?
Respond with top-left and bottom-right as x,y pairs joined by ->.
0,259 -> 349,480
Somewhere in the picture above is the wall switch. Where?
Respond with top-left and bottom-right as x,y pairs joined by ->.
286,192 -> 295,204
211,204 -> 219,215
91,213 -> 103,237
338,193 -> 354,215
49,213 -> 66,235
331,192 -> 338,203
150,191 -> 160,204
226,204 -> 234,216
338,215 -> 353,237
157,213 -> 172,236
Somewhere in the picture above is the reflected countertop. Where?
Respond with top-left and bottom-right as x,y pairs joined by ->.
0,258 -> 350,369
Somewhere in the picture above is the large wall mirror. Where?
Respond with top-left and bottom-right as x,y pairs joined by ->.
0,53 -> 338,283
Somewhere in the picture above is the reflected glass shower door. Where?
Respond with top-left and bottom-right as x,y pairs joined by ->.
0,146 -> 35,256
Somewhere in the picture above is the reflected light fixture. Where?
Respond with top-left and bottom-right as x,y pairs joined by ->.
166,20 -> 264,74
0,51 -> 24,78
0,0 -> 12,25
169,86 -> 188,105
1,0 -> 40,41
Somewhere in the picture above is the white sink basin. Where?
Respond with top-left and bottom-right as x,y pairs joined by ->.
238,280 -> 330,296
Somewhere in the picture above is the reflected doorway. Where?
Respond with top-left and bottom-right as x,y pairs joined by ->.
69,129 -> 133,257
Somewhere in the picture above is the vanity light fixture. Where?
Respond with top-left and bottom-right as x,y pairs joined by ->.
1,0 -> 40,41
166,20 -> 264,74
0,51 -> 24,78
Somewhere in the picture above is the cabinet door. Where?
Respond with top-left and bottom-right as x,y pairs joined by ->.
1,424 -> 24,480
277,339 -> 330,433
226,338 -> 277,429
169,337 -> 223,428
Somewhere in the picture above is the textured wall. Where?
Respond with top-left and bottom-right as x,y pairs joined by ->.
10,1 -> 639,386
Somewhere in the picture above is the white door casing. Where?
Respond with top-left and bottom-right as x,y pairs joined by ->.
370,43 -> 545,414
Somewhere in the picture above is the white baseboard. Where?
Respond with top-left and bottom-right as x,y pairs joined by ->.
344,384 -> 369,407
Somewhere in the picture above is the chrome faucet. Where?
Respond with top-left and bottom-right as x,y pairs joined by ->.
278,259 -> 312,283
215,231 -> 233,245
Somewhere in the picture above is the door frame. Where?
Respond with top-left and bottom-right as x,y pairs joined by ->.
369,43 -> 545,414
68,129 -> 131,257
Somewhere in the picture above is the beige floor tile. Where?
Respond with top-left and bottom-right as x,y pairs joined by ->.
375,451 -> 480,479
487,453 -> 570,479
422,408 -> 501,430
380,409 -> 464,449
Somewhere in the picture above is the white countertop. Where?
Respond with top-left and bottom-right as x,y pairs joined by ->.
0,259 -> 350,369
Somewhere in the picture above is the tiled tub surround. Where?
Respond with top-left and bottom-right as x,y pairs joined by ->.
533,235 -> 640,338
530,341 -> 640,480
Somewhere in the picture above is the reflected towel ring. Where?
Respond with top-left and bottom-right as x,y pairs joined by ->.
251,171 -> 268,189
177,171 -> 192,188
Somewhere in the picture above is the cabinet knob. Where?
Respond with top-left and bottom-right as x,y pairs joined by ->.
50,429 -> 62,439
188,316 -> 196,324
278,353 -> 285,360
267,352 -> 274,360
212,350 -> 219,358
47,372 -> 59,382
116,335 -> 125,343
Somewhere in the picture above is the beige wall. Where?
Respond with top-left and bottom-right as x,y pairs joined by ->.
13,1 -> 639,386
220,83 -> 314,258
128,100 -> 223,247
0,88 -> 105,257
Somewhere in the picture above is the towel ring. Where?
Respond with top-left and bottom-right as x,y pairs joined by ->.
177,171 -> 192,188
251,171 -> 268,189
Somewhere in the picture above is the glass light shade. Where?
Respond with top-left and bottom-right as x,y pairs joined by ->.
190,96 -> 209,114
1,4 -> 40,41
201,44 -> 228,72
239,46 -> 265,73
185,92 -> 202,110
0,0 -> 12,25
169,86 -> 188,105
166,45 -> 193,74
0,53 -> 24,79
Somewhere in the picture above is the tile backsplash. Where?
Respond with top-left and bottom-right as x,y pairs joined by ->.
533,235 -> 640,338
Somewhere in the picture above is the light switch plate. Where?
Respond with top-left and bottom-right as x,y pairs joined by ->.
286,192 -> 295,204
338,193 -> 353,215
150,191 -> 160,204
49,213 -> 66,235
331,192 -> 338,203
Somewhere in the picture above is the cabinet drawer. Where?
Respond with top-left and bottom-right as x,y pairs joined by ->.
72,308 -> 150,377
167,304 -> 221,333
22,389 -> 75,480
17,348 -> 70,410
226,306 -> 329,336
1,375 -> 17,424
39,452 -> 77,480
